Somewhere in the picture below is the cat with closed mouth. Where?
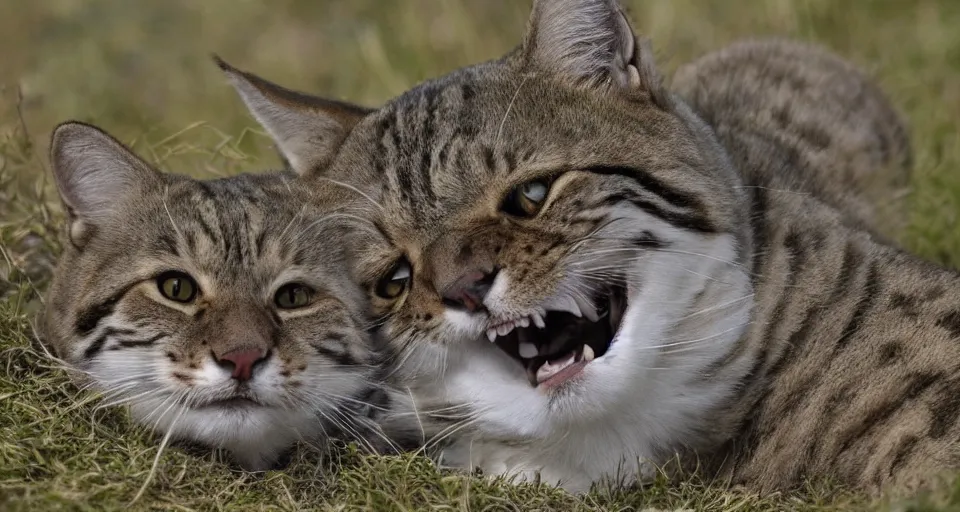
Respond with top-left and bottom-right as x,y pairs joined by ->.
39,115 -> 407,471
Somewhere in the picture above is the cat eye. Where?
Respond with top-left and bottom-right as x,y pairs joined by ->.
157,272 -> 198,303
275,283 -> 313,309
376,259 -> 412,299
502,179 -> 550,217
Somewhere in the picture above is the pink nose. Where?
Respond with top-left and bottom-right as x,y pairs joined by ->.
216,348 -> 268,382
442,269 -> 498,312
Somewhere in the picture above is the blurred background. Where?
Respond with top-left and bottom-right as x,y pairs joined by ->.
0,0 -> 958,263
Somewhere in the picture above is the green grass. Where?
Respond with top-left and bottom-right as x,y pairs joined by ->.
2,0 -> 960,510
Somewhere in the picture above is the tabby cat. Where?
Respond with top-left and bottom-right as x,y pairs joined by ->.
671,38 -> 912,240
222,0 -> 960,497
40,118 -> 396,471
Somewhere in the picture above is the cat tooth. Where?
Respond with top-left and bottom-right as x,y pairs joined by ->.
531,312 -> 546,329
544,295 -> 580,317
517,317 -> 530,328
496,322 -> 515,337
486,329 -> 498,342
518,341 -> 538,359
536,352 -> 577,383
573,295 -> 599,322
564,296 -> 583,318
582,344 -> 595,362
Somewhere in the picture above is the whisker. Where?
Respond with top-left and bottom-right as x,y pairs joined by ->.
649,322 -> 753,354
495,75 -> 530,146
161,185 -> 186,242
313,177 -> 384,214
676,294 -> 755,321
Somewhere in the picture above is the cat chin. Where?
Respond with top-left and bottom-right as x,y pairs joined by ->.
85,350 -> 373,471
129,400 -> 319,472
432,233 -> 754,489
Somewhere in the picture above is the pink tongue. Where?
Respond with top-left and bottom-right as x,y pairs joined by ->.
536,352 -> 576,383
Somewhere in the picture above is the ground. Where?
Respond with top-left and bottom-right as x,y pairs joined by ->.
1,0 -> 960,510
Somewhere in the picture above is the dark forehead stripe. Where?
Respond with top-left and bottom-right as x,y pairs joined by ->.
385,108 -> 416,202
180,175 -> 277,270
221,179 -> 262,267
395,94 -> 445,204
377,78 -> 492,210
416,88 -> 444,203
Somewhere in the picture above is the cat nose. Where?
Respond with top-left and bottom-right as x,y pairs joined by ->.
442,268 -> 499,312
215,348 -> 269,382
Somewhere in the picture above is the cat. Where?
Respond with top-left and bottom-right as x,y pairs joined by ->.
219,0 -> 957,497
671,38 -> 912,239
39,117 -> 402,472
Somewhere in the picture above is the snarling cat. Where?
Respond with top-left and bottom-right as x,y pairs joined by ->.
219,0 -> 960,497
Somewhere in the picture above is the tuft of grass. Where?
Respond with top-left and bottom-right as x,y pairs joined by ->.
1,1 -> 960,510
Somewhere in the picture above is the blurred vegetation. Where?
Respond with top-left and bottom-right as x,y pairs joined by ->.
1,0 -> 959,509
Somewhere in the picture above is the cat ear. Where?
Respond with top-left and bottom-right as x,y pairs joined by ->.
50,121 -> 161,245
214,56 -> 373,175
521,0 -> 668,105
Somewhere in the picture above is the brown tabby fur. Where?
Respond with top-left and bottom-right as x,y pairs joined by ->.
673,43 -> 958,495
40,121 -> 397,471
672,39 -> 912,238
221,1 -> 958,496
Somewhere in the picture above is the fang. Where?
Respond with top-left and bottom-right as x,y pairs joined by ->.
582,344 -> 595,362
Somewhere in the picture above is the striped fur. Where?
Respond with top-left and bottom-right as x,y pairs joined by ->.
40,121 -> 395,471
672,39 -> 912,239
223,0 -> 956,497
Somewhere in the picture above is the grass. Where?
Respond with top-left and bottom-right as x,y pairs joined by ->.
1,0 -> 960,510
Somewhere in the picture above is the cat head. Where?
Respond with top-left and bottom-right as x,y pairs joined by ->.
40,119 -> 388,470
223,0 -> 755,457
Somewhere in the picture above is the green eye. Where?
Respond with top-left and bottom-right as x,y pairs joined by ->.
375,259 -> 411,300
503,179 -> 550,217
275,283 -> 313,309
157,272 -> 198,303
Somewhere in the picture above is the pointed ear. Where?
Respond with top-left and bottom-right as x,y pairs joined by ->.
50,121 -> 161,247
520,0 -> 668,105
214,55 -> 373,175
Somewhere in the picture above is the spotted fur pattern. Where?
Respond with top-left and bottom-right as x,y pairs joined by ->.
222,0 -> 960,497
40,121 -> 398,471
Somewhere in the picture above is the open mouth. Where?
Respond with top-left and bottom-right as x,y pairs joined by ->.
487,284 -> 627,389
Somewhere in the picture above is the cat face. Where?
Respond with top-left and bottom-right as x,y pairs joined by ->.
41,121 -> 384,471
348,1 -> 754,436
223,0 -> 757,487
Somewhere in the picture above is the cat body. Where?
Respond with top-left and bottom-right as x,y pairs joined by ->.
220,0 -> 959,496
672,40 -> 954,494
40,120 -> 391,471
672,38 -> 912,235
704,151 -> 960,495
